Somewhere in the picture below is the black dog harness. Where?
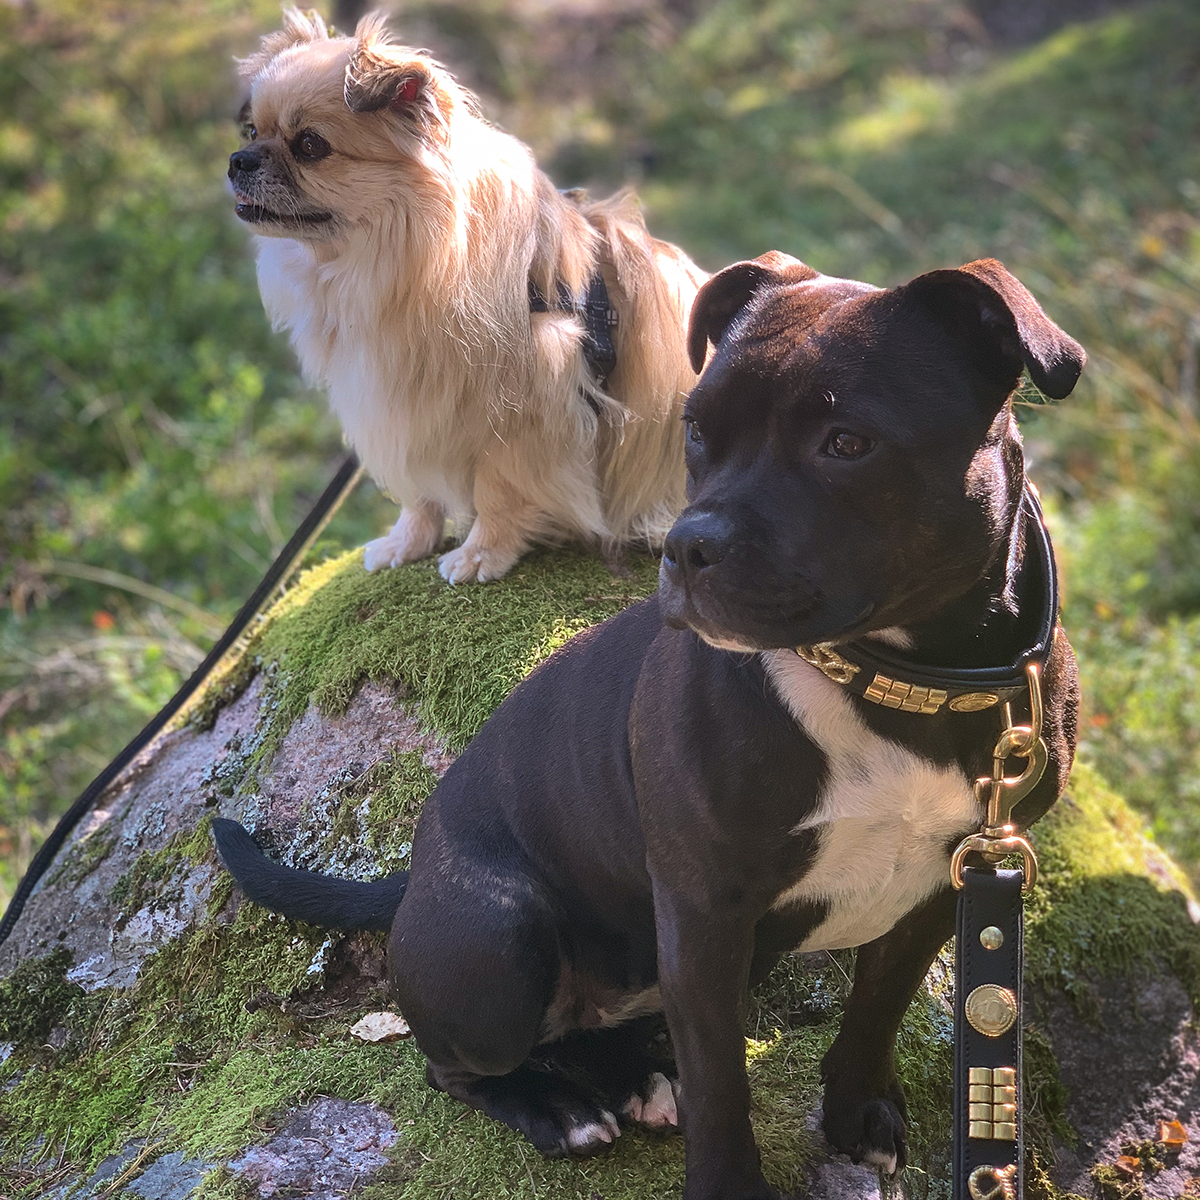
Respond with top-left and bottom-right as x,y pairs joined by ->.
798,484 -> 1059,1200
529,274 -> 619,395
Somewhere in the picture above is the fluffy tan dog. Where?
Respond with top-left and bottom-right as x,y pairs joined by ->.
229,10 -> 707,583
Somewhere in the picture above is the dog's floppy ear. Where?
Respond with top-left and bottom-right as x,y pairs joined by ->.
688,252 -> 820,373
345,49 -> 437,116
903,259 -> 1085,400
344,22 -> 449,126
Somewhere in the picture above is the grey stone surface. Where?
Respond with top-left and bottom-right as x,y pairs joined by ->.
803,1109 -> 905,1199
1043,972 -> 1200,1196
807,1160 -> 888,1199
0,679 -> 453,989
35,1141 -> 145,1200
227,1097 -> 399,1199
125,1151 -> 211,1200
0,680 -> 267,986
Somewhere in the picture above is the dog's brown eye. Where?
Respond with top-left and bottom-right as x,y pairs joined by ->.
823,430 -> 873,459
293,129 -> 331,161
242,123 -> 257,141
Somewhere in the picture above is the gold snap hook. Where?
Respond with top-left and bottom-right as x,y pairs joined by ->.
951,663 -> 1046,890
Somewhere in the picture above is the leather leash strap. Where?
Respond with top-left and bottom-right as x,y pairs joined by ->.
950,661 -> 1047,1200
954,867 -> 1024,1200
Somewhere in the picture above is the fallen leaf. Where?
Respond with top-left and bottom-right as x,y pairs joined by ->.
1114,1155 -> 1143,1179
349,1011 -> 411,1042
1158,1118 -> 1188,1151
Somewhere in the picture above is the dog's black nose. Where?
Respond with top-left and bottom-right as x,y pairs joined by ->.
228,148 -> 262,178
662,511 -> 734,573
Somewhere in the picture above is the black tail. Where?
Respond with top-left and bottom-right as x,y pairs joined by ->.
211,818 -> 408,932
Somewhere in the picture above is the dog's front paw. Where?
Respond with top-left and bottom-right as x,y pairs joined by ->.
821,1091 -> 908,1177
363,507 -> 444,571
438,544 -> 521,584
620,1071 -> 680,1131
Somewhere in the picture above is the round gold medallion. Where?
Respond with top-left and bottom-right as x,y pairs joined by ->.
949,691 -> 1001,713
965,984 -> 1018,1037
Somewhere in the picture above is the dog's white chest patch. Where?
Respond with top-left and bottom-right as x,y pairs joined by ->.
761,650 -> 980,952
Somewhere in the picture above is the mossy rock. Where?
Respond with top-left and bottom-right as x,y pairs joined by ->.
2,548 -> 1198,1200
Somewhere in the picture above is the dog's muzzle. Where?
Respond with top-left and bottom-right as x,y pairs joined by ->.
227,149 -> 334,229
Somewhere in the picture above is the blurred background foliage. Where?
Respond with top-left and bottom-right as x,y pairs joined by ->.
1,0 -> 1198,909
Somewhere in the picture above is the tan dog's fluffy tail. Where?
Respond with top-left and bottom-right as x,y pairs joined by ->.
578,192 -> 708,548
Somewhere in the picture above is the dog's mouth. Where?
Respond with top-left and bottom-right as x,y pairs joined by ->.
233,192 -> 333,228
660,564 -> 878,652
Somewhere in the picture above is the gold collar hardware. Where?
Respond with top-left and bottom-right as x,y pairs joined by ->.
794,643 -> 860,685
950,663 -> 1046,892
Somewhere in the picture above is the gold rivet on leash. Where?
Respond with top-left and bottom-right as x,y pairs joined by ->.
979,926 -> 1004,950
965,984 -> 1018,1037
966,1066 -> 1018,1139
968,1163 -> 1016,1200
949,691 -> 1001,712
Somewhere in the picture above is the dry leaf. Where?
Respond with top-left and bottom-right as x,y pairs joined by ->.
349,1011 -> 411,1042
1158,1118 -> 1188,1151
1114,1155 -> 1143,1179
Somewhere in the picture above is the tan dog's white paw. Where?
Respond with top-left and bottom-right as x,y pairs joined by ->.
363,507 -> 444,572
437,544 -> 521,585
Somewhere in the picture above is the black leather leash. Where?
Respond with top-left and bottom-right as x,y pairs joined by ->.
797,483 -> 1059,1199
0,452 -> 363,948
954,867 -> 1025,1199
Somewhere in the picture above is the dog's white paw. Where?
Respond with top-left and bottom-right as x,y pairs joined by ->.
564,1110 -> 620,1154
621,1072 -> 679,1130
437,544 -> 520,585
860,1148 -> 899,1177
363,509 -> 444,572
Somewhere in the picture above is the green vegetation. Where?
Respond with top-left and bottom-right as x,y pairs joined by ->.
3,0 -> 1200,1193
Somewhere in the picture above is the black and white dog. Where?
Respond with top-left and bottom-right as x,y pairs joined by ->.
214,253 -> 1083,1200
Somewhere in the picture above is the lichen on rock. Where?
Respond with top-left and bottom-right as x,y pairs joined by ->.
2,549 -> 1199,1200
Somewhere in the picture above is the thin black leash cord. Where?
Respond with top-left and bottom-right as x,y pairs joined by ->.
0,452 -> 364,948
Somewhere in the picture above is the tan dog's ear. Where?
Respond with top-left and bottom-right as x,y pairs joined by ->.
344,33 -> 446,127
688,252 -> 819,373
903,259 -> 1086,400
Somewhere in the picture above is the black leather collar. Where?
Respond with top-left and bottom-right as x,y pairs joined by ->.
796,483 -> 1058,716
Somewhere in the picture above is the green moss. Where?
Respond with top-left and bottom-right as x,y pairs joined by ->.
1023,1025 -> 1075,1155
363,752 -> 440,867
1026,762 -> 1200,1012
194,547 -> 658,782
304,750 -> 437,877
1027,1151 -> 1089,1200
893,991 -> 954,1192
0,948 -> 82,1047
8,569 -> 1200,1197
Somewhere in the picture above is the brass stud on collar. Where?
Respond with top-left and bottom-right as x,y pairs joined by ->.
949,691 -> 1001,712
